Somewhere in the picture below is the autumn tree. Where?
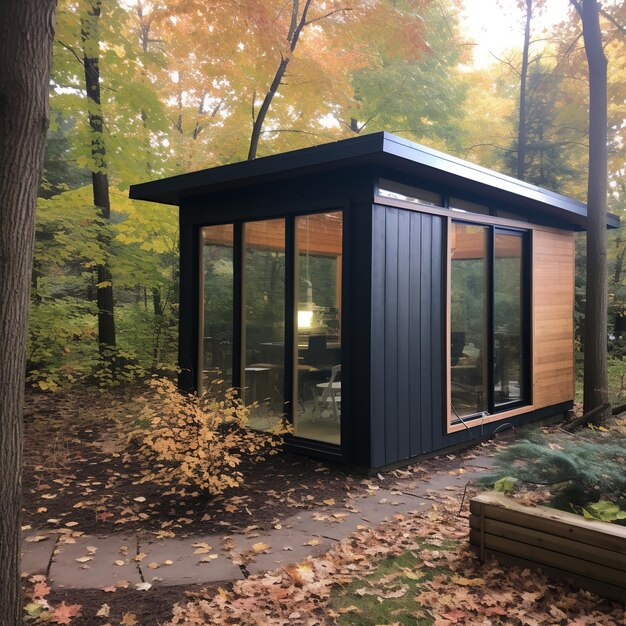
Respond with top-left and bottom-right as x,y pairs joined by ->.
0,2 -> 57,624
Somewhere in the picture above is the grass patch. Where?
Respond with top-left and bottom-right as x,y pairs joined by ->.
329,540 -> 457,626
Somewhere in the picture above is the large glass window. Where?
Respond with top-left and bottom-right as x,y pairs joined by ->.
450,222 -> 528,421
200,224 -> 234,394
294,212 -> 342,445
450,224 -> 489,418
494,232 -> 524,406
242,219 -> 286,428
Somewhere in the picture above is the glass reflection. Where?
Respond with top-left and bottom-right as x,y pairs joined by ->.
200,224 -> 234,394
494,233 -> 523,406
294,212 -> 342,445
450,223 -> 489,418
243,219 -> 286,429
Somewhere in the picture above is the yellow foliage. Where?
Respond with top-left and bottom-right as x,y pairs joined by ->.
123,377 -> 290,495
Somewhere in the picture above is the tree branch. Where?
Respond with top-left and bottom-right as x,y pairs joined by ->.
489,51 -> 521,77
600,8 -> 626,36
58,40 -> 85,67
304,7 -> 352,27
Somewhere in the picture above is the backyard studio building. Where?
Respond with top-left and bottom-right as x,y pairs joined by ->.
130,132 -> 619,471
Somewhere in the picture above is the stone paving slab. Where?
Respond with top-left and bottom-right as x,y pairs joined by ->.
461,455 -> 497,469
285,509 -> 366,541
235,529 -> 335,574
350,488 -> 433,523
21,536 -> 56,577
139,535 -> 243,585
49,536 -> 141,589
392,472 -> 470,501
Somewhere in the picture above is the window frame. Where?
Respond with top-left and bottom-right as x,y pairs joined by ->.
447,219 -> 532,430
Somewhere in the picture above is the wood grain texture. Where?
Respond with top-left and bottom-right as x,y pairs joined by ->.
470,493 -> 626,602
532,229 -> 576,408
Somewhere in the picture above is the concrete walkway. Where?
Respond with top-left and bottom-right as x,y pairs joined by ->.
22,455 -> 495,590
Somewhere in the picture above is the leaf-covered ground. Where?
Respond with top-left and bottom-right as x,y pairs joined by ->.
168,500 -> 626,626
21,389 -> 626,625
22,389 -> 361,538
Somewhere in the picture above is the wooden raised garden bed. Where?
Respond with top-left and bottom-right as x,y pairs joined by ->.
470,492 -> 626,602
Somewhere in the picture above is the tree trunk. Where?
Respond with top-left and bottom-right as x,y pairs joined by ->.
247,0 -> 312,160
517,0 -> 532,181
0,3 -> 56,624
574,0 -> 609,415
81,0 -> 116,352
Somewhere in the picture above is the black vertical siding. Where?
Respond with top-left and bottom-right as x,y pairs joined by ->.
178,208 -> 199,391
370,205 -> 446,466
370,206 -> 387,468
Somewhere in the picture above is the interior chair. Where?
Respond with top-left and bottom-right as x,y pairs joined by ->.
314,364 -> 341,422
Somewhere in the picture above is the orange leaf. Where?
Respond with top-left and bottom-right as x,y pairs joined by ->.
49,601 -> 81,624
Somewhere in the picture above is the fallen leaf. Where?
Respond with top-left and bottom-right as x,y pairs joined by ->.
451,575 -> 484,587
75,556 -> 92,563
25,535 -> 49,543
120,612 -> 138,626
32,580 -> 51,599
96,603 -> 110,617
252,542 -> 270,553
49,601 -> 81,624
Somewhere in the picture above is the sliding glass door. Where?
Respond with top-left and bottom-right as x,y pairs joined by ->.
450,221 -> 529,421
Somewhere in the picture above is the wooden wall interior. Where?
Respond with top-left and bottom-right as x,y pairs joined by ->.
200,213 -> 343,256
532,228 -> 575,409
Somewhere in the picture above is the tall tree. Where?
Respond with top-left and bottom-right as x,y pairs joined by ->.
81,0 -> 116,351
571,0 -> 609,415
516,0 -> 533,180
0,2 -> 57,624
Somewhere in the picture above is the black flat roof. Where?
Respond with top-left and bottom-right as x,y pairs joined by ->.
129,132 -> 619,230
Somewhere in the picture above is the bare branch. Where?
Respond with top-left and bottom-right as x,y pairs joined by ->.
58,41 -> 85,67
304,7 -> 352,27
600,8 -> 626,36
489,51 -> 521,77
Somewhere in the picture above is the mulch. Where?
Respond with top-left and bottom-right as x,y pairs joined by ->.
22,388 -> 367,539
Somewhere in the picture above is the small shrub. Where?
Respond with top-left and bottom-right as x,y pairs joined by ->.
123,377 -> 289,495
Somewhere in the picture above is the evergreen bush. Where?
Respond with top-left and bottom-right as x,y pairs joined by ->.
480,422 -> 626,523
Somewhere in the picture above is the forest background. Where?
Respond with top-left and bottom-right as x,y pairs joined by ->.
32,0 -> 626,400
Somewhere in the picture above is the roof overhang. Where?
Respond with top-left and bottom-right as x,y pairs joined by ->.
129,132 -> 619,230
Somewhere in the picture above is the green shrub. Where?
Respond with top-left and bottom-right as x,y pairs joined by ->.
480,423 -> 626,523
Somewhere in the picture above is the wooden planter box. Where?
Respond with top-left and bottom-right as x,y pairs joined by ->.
470,492 -> 626,602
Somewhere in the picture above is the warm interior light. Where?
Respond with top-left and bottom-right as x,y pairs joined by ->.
298,309 -> 314,329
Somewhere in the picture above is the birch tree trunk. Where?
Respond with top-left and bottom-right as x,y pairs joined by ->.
0,2 -> 56,624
